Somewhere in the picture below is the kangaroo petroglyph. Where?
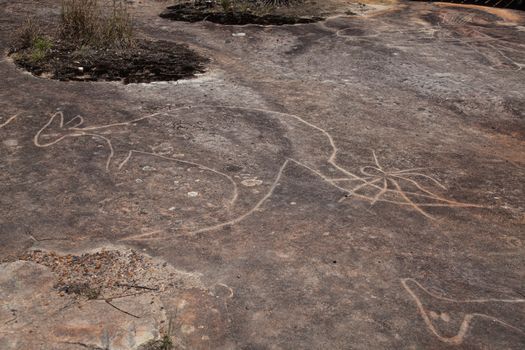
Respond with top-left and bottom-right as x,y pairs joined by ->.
33,106 -> 481,237
335,150 -> 483,219
401,278 -> 525,345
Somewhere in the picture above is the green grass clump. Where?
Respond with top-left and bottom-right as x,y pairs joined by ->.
30,37 -> 53,62
12,18 -> 53,62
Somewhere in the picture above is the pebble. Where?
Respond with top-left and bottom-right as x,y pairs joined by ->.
3,139 -> 18,147
241,179 -> 263,187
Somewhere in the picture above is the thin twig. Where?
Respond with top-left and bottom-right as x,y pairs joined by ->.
115,283 -> 159,291
105,299 -> 140,318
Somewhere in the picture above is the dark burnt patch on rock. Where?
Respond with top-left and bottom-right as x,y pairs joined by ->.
10,40 -> 208,84
160,2 -> 323,26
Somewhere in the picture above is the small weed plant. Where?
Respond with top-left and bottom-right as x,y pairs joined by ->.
30,37 -> 53,62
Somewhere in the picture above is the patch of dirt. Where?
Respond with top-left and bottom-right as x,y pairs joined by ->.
159,2 -> 323,25
19,249 -> 203,299
10,40 -> 208,84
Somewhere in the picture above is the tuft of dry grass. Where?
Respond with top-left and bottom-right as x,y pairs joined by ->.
11,0 -> 134,63
60,0 -> 134,49
14,17 -> 43,49
11,18 -> 53,62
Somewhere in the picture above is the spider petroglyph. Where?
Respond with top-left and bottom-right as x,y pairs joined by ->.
331,151 -> 482,219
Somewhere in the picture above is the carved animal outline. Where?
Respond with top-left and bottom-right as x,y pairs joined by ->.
33,105 -> 481,236
401,278 -> 525,345
320,9 -> 524,71
0,114 -> 18,130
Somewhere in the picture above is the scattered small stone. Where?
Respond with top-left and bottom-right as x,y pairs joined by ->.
187,191 -> 199,197
2,139 -> 18,147
241,178 -> 263,187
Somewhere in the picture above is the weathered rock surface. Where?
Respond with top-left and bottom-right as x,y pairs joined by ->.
0,247 -> 233,349
0,258 -> 166,349
0,0 -> 524,349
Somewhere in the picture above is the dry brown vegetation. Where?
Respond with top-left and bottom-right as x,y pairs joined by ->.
13,0 -> 134,56
10,0 -> 207,83
60,0 -> 134,49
